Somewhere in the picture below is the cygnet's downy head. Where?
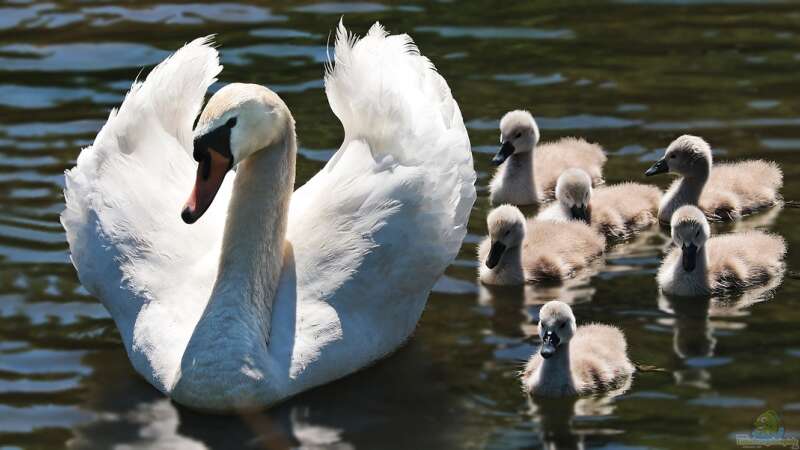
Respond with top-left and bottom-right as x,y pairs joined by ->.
555,168 -> 593,223
493,110 -> 541,166
485,205 -> 526,269
183,83 -> 292,224
670,205 -> 710,272
645,135 -> 713,178
537,301 -> 577,359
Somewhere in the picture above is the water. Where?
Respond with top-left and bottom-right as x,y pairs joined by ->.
1,1 -> 799,448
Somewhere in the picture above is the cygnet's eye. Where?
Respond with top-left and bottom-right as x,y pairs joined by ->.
515,131 -> 522,139
670,153 -> 677,159
504,229 -> 511,236
559,322 -> 566,329
225,117 -> 237,128
695,230 -> 701,238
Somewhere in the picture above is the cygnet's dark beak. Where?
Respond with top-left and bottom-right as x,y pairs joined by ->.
492,141 -> 515,166
485,241 -> 507,269
682,243 -> 698,272
645,158 -> 669,176
570,205 -> 591,224
540,330 -> 560,359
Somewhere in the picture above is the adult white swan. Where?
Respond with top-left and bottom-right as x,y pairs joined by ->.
61,23 -> 475,412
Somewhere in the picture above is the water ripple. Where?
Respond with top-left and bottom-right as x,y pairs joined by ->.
0,405 -> 95,433
0,85 -> 117,109
0,43 -> 168,72
293,2 -> 390,13
416,26 -> 574,40
82,4 -> 285,25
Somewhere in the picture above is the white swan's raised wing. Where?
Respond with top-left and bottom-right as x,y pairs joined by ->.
61,38 -> 227,390
280,23 -> 475,382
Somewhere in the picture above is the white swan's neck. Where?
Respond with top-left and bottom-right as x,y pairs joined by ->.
212,123 -> 297,341
170,120 -> 297,405
538,343 -> 575,395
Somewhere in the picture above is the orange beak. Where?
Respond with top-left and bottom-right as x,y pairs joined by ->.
181,148 -> 231,224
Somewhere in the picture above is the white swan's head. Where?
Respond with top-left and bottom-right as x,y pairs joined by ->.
645,134 -> 712,178
670,205 -> 710,272
537,300 -> 577,359
485,205 -> 526,269
183,83 -> 292,223
555,168 -> 592,223
493,110 -> 540,166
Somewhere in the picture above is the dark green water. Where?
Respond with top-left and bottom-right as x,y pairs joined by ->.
1,1 -> 800,449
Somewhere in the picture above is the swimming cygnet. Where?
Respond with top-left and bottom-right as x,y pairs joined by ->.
657,205 -> 786,296
537,168 -> 662,239
521,301 -> 635,396
489,110 -> 607,205
645,135 -> 782,224
478,205 -> 605,285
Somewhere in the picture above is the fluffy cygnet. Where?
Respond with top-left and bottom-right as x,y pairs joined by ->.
657,205 -> 786,296
537,168 -> 662,239
489,110 -> 606,205
645,135 -> 782,224
478,205 -> 605,285
521,301 -> 635,396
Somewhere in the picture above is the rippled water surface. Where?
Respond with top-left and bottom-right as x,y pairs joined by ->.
1,1 -> 800,449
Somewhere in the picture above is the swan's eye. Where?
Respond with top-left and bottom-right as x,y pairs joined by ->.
515,132 -> 522,139
669,153 -> 677,159
695,230 -> 700,237
504,229 -> 511,236
559,322 -> 566,329
225,117 -> 237,128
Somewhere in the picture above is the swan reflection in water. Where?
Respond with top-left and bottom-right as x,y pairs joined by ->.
478,275 -> 595,340
524,380 -> 633,450
69,337 -> 467,450
478,274 -> 597,307
71,398 -> 353,450
657,273 -> 783,389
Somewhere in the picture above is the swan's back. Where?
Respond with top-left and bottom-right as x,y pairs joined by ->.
706,231 -> 786,292
591,183 -> 662,239
522,219 -> 605,281
534,138 -> 606,200
692,160 -> 782,220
